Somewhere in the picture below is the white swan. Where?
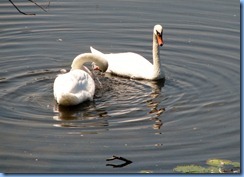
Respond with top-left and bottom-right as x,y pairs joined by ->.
90,24 -> 164,80
53,53 -> 108,106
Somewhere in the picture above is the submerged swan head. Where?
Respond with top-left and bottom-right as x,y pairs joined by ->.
153,24 -> 164,46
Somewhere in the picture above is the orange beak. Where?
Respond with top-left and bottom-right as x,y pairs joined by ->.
157,34 -> 164,46
93,66 -> 100,70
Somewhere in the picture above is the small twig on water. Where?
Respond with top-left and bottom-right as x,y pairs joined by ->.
9,0 -> 35,15
9,0 -> 51,15
28,0 -> 47,12
106,155 -> 132,168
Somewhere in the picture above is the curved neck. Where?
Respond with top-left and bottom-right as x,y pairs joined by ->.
152,33 -> 161,77
71,53 -> 108,71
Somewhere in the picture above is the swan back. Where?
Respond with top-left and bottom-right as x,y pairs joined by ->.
54,69 -> 95,106
90,47 -> 154,79
53,53 -> 108,106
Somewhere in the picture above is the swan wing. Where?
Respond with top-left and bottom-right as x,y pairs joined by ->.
53,69 -> 95,105
90,47 -> 153,79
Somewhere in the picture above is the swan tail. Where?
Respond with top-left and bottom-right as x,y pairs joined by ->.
56,93 -> 81,106
90,46 -> 104,56
56,91 -> 94,106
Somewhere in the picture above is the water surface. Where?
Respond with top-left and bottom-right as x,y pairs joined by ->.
0,0 -> 240,173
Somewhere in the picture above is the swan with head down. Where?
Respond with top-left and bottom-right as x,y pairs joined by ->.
90,24 -> 164,80
53,53 -> 108,106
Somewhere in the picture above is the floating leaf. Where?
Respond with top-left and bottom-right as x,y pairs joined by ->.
173,165 -> 209,173
231,162 -> 240,168
206,159 -> 235,167
140,170 -> 153,173
206,166 -> 220,173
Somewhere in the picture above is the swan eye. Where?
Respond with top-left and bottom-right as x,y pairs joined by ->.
156,30 -> 162,37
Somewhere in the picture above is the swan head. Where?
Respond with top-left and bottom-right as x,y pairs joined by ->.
153,24 -> 164,46
92,61 -> 108,72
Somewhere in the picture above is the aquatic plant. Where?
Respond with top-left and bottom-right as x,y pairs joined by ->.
173,158 -> 240,173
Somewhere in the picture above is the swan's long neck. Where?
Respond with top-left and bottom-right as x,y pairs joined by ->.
71,53 -> 108,71
152,34 -> 162,78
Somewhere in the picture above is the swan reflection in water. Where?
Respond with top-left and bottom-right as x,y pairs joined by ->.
52,73 -> 165,134
53,101 -> 109,134
133,77 -> 165,131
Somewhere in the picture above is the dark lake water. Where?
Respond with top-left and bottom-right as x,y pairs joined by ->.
0,0 -> 240,173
